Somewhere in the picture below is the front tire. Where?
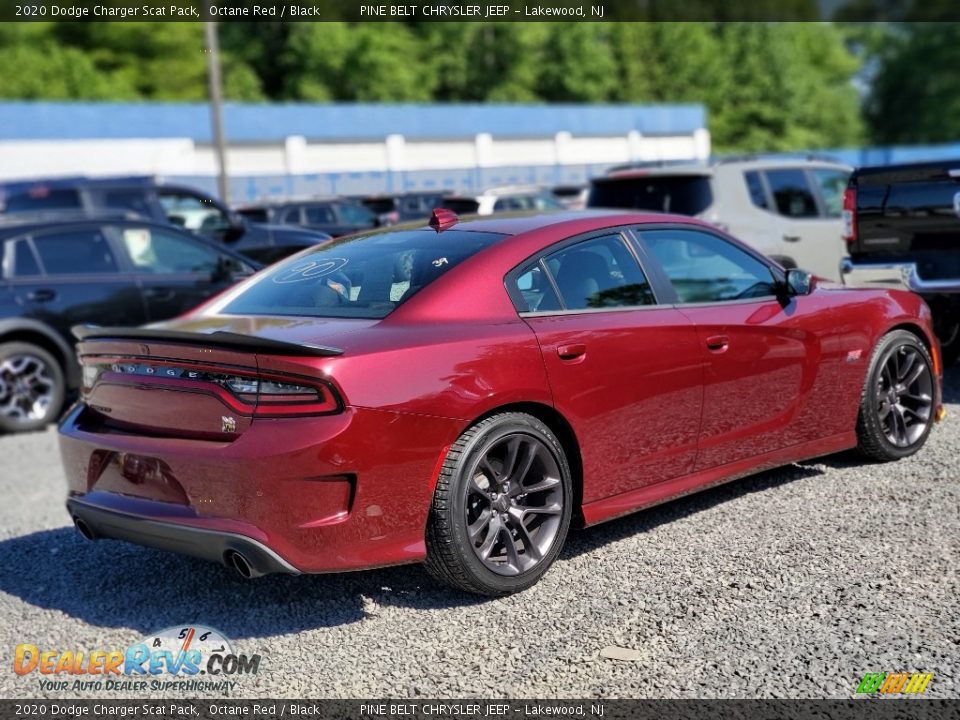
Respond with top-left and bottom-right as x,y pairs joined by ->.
0,341 -> 65,433
425,412 -> 573,597
856,330 -> 935,461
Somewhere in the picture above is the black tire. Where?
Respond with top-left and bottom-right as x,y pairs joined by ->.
424,412 -> 573,597
856,330 -> 936,462
0,341 -> 66,434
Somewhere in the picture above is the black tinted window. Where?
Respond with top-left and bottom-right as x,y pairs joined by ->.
337,204 -> 375,225
642,229 -> 777,303
11,239 -> 40,277
362,198 -> 397,214
4,188 -> 82,213
764,170 -> 818,218
744,171 -> 769,210
304,205 -> 336,224
543,234 -> 655,311
589,175 -> 713,215
222,229 -> 507,319
32,229 -> 119,275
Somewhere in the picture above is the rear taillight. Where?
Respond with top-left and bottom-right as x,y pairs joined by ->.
842,186 -> 857,245
84,360 -> 341,417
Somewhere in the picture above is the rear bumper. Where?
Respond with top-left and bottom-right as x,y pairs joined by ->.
67,497 -> 299,577
841,258 -> 960,293
58,403 -> 461,574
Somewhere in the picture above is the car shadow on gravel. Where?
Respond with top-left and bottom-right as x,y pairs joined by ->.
0,527 -> 481,638
560,462 -> 824,559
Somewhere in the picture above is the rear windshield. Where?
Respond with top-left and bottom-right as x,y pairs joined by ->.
222,229 -> 507,319
588,175 -> 713,216
2,188 -> 82,213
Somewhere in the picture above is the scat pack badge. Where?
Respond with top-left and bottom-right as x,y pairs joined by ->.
13,625 -> 261,694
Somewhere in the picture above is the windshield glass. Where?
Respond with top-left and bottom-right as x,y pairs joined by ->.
589,175 -> 714,216
222,229 -> 507,319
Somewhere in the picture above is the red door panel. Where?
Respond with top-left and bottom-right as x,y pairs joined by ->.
678,295 -> 843,471
526,308 -> 703,503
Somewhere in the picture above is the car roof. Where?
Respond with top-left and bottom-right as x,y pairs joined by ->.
417,208 -> 697,236
0,217 -> 254,261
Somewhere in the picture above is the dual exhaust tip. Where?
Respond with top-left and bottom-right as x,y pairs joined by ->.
71,515 -> 262,580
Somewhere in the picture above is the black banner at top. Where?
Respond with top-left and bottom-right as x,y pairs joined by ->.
4,0 -> 960,22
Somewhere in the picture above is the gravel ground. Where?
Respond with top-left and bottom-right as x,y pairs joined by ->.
1,369 -> 958,700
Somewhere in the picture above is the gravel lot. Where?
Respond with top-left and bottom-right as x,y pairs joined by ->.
1,369 -> 958,700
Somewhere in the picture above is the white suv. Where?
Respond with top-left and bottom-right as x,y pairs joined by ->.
440,185 -> 563,216
588,156 -> 852,281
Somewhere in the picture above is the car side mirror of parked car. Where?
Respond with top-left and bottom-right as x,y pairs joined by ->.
784,268 -> 814,297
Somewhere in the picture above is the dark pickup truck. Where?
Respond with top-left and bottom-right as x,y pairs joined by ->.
841,160 -> 960,364
0,176 -> 331,265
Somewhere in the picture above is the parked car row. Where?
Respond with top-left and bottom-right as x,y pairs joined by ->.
0,213 -> 260,432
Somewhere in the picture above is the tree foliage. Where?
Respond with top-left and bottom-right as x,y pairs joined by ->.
0,21 -> 874,151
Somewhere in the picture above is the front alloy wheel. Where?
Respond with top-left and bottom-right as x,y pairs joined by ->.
856,330 -> 936,461
425,413 -> 573,596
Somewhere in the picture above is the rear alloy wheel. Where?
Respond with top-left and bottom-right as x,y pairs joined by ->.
0,342 -> 65,433
856,330 -> 935,461
425,412 -> 572,596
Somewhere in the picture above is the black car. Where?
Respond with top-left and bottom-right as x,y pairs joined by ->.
0,176 -> 331,265
0,215 -> 260,433
235,199 -> 378,238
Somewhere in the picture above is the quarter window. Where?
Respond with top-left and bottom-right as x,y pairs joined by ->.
11,239 -> 41,277
763,169 -> 819,218
810,168 -> 850,218
31,229 -> 119,275
642,229 -> 777,304
538,234 -> 655,311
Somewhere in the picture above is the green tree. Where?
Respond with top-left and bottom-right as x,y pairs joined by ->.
865,24 -> 960,144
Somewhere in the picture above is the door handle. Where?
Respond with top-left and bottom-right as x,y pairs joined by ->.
783,234 -> 801,243
705,335 -> 730,352
557,343 -> 586,361
26,289 -> 56,303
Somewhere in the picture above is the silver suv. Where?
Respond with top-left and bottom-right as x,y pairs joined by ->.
588,156 -> 852,281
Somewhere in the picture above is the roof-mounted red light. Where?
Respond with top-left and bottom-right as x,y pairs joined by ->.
429,208 -> 458,232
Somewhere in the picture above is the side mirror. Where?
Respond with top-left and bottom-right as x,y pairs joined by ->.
784,268 -> 813,297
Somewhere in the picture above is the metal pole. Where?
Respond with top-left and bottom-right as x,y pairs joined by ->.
204,15 -> 230,202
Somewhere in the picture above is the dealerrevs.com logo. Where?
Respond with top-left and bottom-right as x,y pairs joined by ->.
856,672 -> 933,695
13,625 -> 260,694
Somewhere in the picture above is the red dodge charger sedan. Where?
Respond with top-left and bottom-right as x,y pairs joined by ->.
59,210 -> 943,596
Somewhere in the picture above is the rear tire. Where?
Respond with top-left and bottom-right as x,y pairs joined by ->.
0,341 -> 65,433
424,412 -> 572,597
856,330 -> 935,462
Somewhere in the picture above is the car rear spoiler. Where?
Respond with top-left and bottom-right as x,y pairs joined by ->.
71,324 -> 344,357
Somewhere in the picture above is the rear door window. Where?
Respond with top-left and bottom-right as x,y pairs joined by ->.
744,171 -> 770,210
31,228 -> 120,275
8,238 -> 41,277
117,226 -> 220,274
763,169 -> 819,218
304,205 -> 336,224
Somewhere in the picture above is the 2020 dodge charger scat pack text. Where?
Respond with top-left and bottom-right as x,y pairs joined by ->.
59,210 -> 943,596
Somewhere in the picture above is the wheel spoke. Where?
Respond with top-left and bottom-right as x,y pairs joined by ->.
502,528 -> 522,572
499,437 -> 521,484
520,475 -> 561,496
878,403 -> 892,420
896,349 -> 916,383
476,514 -> 503,560
903,360 -> 926,388
892,406 -> 908,446
513,519 -> 542,564
467,508 -> 492,543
